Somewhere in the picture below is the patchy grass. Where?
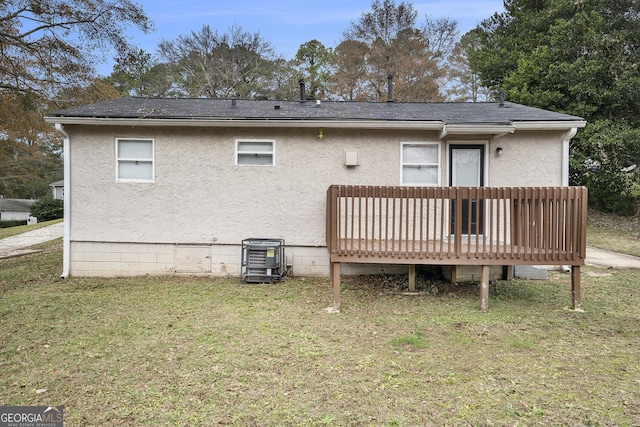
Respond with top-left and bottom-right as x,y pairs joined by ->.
1,243 -> 639,426
588,209 -> 640,257
0,219 -> 63,240
588,225 -> 640,257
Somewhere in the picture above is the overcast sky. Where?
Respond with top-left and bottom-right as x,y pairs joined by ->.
100,0 -> 505,75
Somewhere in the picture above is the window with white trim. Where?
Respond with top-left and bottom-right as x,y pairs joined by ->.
401,142 -> 440,185
116,138 -> 154,182
236,140 -> 275,166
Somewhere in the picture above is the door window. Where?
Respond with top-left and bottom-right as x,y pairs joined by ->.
450,145 -> 485,235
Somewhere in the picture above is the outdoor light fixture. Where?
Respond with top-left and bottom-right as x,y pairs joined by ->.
496,147 -> 503,155
318,128 -> 324,140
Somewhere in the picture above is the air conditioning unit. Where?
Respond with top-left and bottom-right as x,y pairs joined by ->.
241,238 -> 285,283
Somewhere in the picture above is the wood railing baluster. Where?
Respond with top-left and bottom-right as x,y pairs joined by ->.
325,185 -> 587,266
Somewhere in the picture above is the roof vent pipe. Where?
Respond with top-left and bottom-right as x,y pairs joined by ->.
299,79 -> 306,103
387,75 -> 394,103
231,98 -> 238,109
499,90 -> 505,107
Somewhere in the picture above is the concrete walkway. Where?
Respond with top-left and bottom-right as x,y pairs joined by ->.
0,222 -> 64,259
2,222 -> 640,269
585,245 -> 640,269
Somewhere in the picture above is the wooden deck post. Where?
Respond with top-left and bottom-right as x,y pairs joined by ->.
480,265 -> 490,312
331,261 -> 341,311
571,265 -> 581,311
408,264 -> 416,292
503,265 -> 514,280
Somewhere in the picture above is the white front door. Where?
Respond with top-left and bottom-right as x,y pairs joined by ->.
450,145 -> 485,234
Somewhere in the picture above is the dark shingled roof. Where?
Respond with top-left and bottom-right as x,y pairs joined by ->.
0,199 -> 36,212
47,97 -> 584,125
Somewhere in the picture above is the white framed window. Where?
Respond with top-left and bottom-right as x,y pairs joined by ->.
116,138 -> 154,182
235,139 -> 275,166
401,142 -> 440,185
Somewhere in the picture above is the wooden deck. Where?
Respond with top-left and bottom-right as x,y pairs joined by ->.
332,238 -> 582,264
326,185 -> 588,312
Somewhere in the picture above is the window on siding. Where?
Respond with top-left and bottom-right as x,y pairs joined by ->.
401,142 -> 440,185
116,138 -> 154,182
236,140 -> 275,166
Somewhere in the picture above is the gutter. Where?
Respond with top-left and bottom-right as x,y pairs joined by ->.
44,117 -> 447,131
512,120 -> 587,130
440,124 -> 516,139
562,127 -> 579,186
44,116 -> 588,135
55,123 -> 71,279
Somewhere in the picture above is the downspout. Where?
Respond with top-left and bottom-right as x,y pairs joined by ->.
561,127 -> 579,274
55,123 -> 71,279
562,128 -> 578,186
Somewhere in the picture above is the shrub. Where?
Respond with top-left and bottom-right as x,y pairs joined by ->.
30,197 -> 63,221
0,220 -> 27,228
571,120 -> 640,216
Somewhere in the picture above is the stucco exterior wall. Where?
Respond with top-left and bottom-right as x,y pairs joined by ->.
65,124 -> 568,277
70,125 -> 429,245
487,131 -> 564,186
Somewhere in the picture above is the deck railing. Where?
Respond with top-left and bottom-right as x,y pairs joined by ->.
326,185 -> 588,266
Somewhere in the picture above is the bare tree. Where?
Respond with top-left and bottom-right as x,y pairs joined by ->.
0,0 -> 152,96
446,31 -> 491,102
0,0 -> 152,198
158,24 -> 282,98
344,0 -> 417,48
329,40 -> 370,101
333,0 -> 455,101
422,15 -> 460,92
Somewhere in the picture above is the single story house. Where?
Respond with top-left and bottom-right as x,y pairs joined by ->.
50,180 -> 64,200
45,95 -> 587,309
0,198 -> 36,222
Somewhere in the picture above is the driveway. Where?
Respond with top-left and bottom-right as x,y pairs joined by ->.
0,222 -> 64,259
585,246 -> 640,269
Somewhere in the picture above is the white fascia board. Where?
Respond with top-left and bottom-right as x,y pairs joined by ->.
440,124 -> 516,139
44,117 -> 446,130
45,116 -> 587,133
512,120 -> 587,130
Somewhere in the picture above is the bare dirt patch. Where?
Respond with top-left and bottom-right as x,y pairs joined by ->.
588,208 -> 640,233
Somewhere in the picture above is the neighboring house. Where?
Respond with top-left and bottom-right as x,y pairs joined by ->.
50,180 -> 64,200
0,198 -> 36,221
44,96 -> 586,284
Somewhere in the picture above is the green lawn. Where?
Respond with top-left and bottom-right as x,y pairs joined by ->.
0,239 -> 639,426
587,209 -> 640,257
588,224 -> 640,257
